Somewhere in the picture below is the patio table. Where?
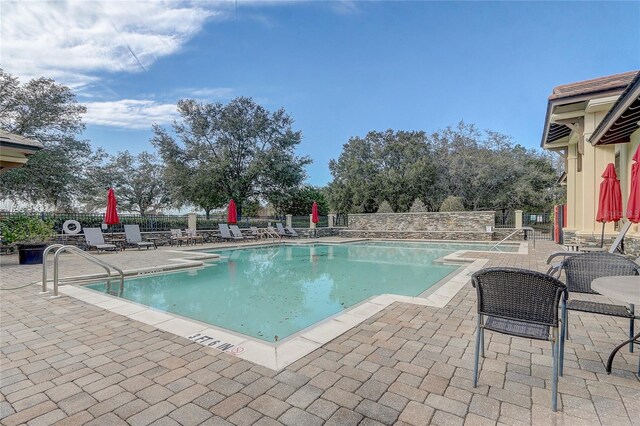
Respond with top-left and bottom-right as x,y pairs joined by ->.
591,276 -> 640,375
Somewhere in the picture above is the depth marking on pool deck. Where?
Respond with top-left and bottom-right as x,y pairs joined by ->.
187,332 -> 246,355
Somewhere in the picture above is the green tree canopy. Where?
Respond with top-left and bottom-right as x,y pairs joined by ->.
328,130 -> 436,214
0,70 -> 90,210
328,123 -> 561,214
272,185 -> 330,216
81,151 -> 170,216
153,97 -> 311,218
439,196 -> 465,212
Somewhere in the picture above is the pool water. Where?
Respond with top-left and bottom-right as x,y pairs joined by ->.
87,242 -> 509,342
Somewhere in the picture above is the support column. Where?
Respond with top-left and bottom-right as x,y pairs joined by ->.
286,214 -> 292,228
515,210 -> 523,229
188,213 -> 197,231
328,214 -> 336,228
309,214 -> 316,230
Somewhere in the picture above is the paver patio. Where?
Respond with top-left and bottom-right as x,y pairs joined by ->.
1,239 -> 638,425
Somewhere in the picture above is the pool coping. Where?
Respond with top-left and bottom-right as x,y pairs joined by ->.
56,241 -> 495,371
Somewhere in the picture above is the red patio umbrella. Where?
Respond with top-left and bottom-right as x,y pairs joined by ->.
311,201 -> 319,224
596,163 -> 623,247
105,187 -> 120,226
627,145 -> 640,223
227,199 -> 237,224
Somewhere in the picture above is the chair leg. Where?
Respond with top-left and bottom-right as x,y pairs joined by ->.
629,304 -> 635,353
551,328 -> 560,412
480,327 -> 485,358
473,315 -> 482,388
559,302 -> 567,376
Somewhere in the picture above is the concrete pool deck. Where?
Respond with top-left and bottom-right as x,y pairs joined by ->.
1,239 -> 639,425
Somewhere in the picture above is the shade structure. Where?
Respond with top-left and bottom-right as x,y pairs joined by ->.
311,201 -> 319,224
227,199 -> 237,224
596,163 -> 622,246
104,188 -> 120,225
627,145 -> 640,223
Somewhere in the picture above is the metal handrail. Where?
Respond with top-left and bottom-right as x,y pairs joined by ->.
50,245 -> 124,298
42,244 -> 64,293
490,226 -> 536,251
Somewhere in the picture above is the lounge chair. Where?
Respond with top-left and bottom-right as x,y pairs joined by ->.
124,225 -> 156,250
276,223 -> 295,238
186,229 -> 204,245
230,225 -> 255,240
471,268 -> 567,411
547,221 -> 632,276
170,229 -> 189,246
219,224 -> 244,242
285,226 -> 300,238
250,226 -> 262,239
560,252 -> 638,352
83,228 -> 118,253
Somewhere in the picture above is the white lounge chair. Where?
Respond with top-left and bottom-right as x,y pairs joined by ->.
83,228 -> 118,253
219,224 -> 244,242
124,225 -> 156,250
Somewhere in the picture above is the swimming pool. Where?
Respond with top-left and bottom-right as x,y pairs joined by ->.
86,241 -> 512,343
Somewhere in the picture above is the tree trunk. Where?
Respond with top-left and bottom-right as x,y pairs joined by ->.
205,209 -> 211,220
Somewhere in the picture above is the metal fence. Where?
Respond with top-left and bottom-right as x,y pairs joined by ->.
0,212 -> 329,233
494,211 -> 515,228
523,212 -> 554,240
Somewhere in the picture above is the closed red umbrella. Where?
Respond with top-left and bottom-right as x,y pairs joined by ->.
105,188 -> 120,225
627,145 -> 640,223
596,163 -> 623,247
311,201 -> 319,224
227,199 -> 237,224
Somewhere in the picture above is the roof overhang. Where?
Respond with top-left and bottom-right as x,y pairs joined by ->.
0,130 -> 44,173
590,72 -> 640,146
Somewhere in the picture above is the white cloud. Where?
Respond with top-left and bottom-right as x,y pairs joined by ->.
84,100 -> 178,129
1,1 -> 221,87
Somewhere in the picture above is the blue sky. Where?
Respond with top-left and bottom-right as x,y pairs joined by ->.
4,1 -> 640,185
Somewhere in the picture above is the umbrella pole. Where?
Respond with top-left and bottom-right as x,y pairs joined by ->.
600,222 -> 605,248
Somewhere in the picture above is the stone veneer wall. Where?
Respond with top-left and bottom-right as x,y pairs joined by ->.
344,211 -> 496,241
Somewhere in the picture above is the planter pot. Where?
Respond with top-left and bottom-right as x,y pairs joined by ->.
17,243 -> 47,265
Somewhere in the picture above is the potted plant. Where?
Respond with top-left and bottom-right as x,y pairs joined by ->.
0,214 -> 56,265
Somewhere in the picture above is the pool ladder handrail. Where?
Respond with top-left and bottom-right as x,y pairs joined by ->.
42,244 -> 124,298
490,226 -> 535,251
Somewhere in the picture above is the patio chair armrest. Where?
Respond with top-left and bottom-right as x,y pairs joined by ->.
546,251 -> 575,264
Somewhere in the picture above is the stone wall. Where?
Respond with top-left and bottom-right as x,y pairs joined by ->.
346,211 -> 496,241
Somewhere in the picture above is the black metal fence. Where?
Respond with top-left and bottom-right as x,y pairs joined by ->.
0,212 -> 329,233
495,211 -> 515,228
523,211 -> 554,240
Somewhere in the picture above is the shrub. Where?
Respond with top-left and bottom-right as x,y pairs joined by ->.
439,196 -> 465,212
409,199 -> 428,212
376,201 -> 394,213
0,214 -> 56,244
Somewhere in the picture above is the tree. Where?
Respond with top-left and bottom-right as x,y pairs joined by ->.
376,201 -> 394,213
327,122 -> 561,215
153,97 -> 311,218
81,151 -> 170,215
272,185 -> 329,216
0,70 -> 90,210
409,198 -> 427,212
439,196 -> 465,212
327,130 -> 436,213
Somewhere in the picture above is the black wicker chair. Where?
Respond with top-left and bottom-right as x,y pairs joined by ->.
471,268 -> 567,412
560,252 -> 638,352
